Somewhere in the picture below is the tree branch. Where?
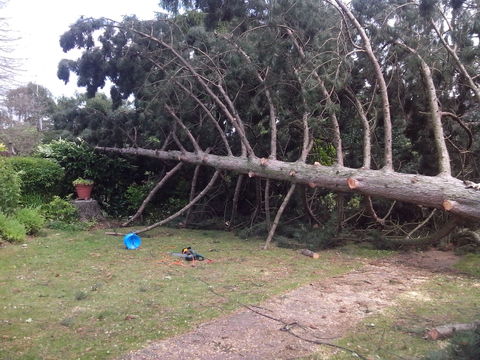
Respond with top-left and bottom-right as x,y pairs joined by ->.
122,162 -> 184,227
131,169 -> 221,235
332,0 -> 393,170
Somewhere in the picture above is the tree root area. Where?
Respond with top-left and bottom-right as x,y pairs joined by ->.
119,250 -> 460,360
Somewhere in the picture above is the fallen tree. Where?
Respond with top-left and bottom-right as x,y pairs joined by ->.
97,147 -> 480,220
58,0 -> 480,245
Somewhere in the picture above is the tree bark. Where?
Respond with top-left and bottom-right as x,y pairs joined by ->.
185,165 -> 201,226
250,178 -> 262,227
395,41 -> 451,176
264,179 -> 272,230
299,249 -> 320,259
97,147 -> 480,221
264,183 -> 297,249
71,199 -> 105,222
426,321 -> 480,340
228,174 -> 244,228
333,0 -> 393,170
347,88 -> 372,169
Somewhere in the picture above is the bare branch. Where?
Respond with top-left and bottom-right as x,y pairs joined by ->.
430,18 -> 480,103
406,209 -> 437,239
264,184 -> 296,249
394,40 -> 451,176
165,104 -> 202,153
132,170 -> 221,235
331,0 -> 393,170
122,162 -> 184,227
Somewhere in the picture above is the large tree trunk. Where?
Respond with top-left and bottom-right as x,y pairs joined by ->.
96,147 -> 480,220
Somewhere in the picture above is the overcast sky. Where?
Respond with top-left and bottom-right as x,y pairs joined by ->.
3,0 -> 162,98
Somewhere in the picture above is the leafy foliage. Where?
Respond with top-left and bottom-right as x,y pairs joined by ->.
0,160 -> 21,213
0,213 -> 26,243
14,207 -> 45,235
41,196 -> 78,224
6,156 -> 64,199
36,139 -> 137,215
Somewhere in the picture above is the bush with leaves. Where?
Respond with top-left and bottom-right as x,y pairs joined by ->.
41,196 -> 78,223
6,156 -> 64,201
15,208 -> 45,235
0,213 -> 26,243
0,160 -> 21,213
125,182 -> 153,212
37,139 -> 138,216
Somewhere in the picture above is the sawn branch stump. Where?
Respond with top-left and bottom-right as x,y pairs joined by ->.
71,199 -> 105,222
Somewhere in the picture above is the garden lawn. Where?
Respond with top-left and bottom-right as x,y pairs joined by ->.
0,227 -> 368,360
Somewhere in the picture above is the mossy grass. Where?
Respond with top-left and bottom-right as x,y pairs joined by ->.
0,227 -> 369,360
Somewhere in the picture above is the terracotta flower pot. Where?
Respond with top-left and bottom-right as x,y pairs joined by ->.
75,184 -> 93,200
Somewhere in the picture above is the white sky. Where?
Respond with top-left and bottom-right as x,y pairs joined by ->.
2,0 -> 162,99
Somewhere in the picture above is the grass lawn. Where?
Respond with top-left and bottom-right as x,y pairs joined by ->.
2,226 -> 479,360
0,226 -> 369,360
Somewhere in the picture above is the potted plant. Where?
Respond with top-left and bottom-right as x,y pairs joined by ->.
73,178 -> 94,200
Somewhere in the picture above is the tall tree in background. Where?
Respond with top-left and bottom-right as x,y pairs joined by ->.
57,0 -> 480,245
0,0 -> 18,95
2,82 -> 55,130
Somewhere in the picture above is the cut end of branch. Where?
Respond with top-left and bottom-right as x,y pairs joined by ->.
248,171 -> 255,178
299,249 -> 320,259
308,182 -> 316,188
289,170 -> 296,177
314,161 -> 321,166
347,177 -> 359,189
443,200 -> 456,211
260,158 -> 269,166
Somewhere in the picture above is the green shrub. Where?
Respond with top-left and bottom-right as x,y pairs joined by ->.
125,182 -> 152,212
6,156 -> 64,198
37,139 -> 137,216
15,208 -> 45,235
0,213 -> 27,243
20,193 -> 50,208
0,160 -> 21,213
41,196 -> 78,223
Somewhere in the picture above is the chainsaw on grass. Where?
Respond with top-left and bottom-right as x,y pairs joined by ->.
171,247 -> 205,261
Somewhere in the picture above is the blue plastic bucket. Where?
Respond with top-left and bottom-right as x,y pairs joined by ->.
123,233 -> 141,250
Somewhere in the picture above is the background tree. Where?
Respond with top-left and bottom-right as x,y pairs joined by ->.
3,82 -> 55,131
0,0 -> 19,95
